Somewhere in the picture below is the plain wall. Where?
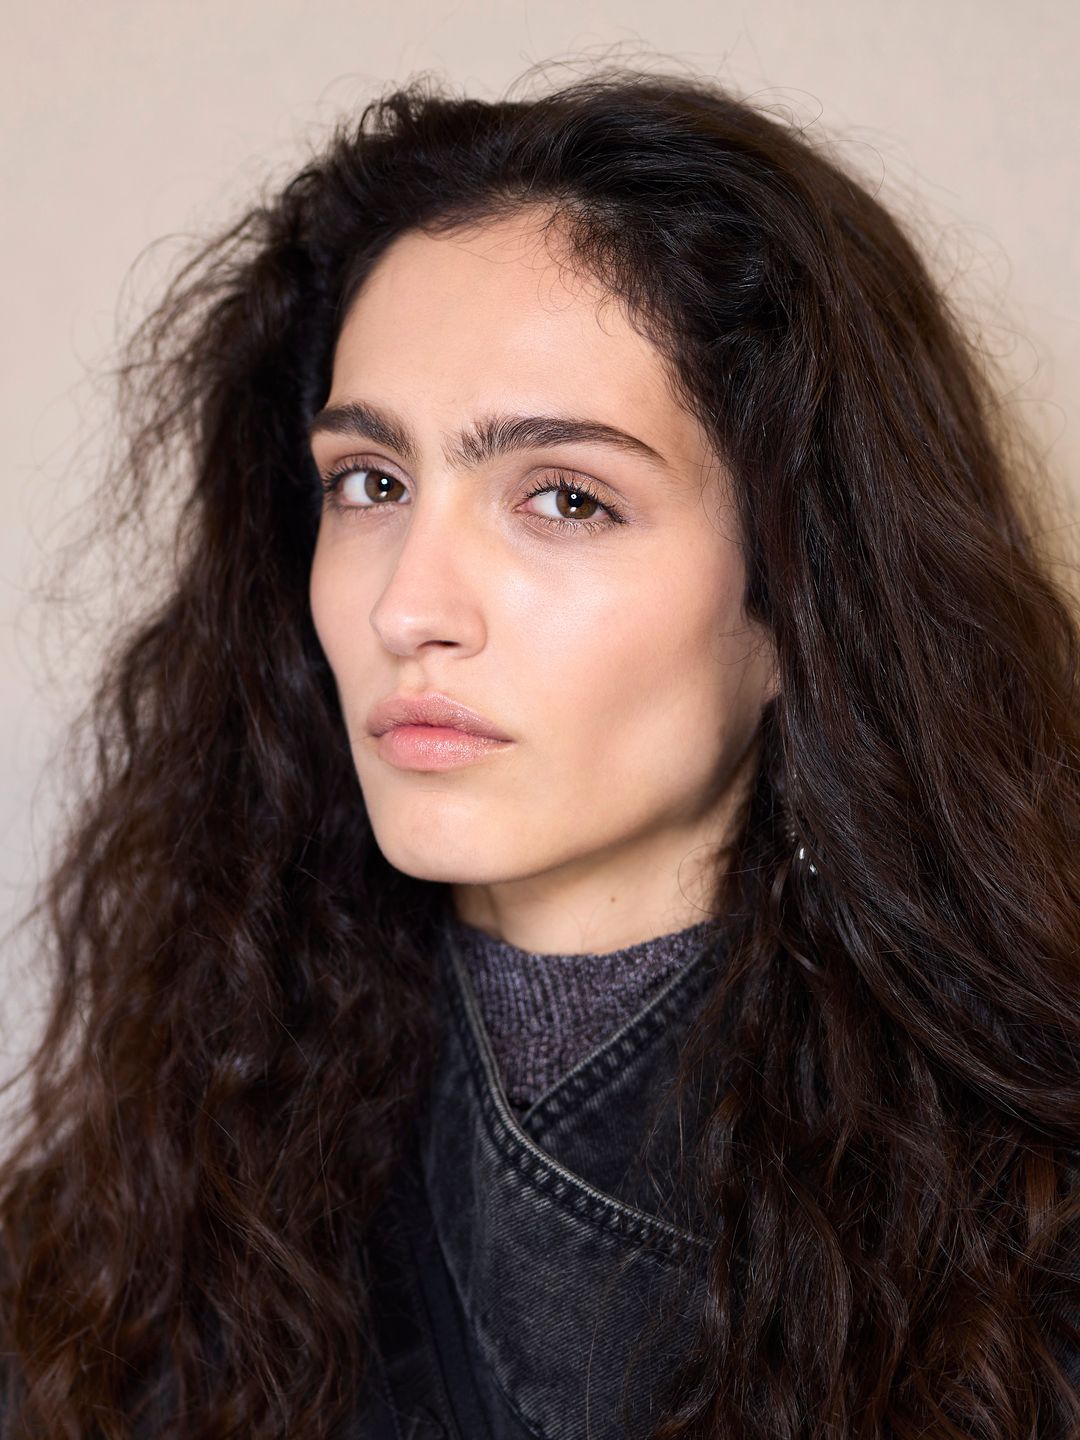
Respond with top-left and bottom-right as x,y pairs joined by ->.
3,0 -> 1078,1090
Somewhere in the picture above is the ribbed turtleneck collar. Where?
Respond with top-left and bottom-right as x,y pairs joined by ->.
440,906 -> 718,1112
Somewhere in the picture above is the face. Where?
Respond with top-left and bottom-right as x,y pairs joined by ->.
309,208 -> 777,954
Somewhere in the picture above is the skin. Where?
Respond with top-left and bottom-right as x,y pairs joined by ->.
309,207 -> 778,955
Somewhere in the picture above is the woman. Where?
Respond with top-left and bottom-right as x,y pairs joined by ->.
1,64 -> 1077,1440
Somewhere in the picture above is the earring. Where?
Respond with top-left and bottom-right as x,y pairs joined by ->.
783,796 -> 818,875
788,829 -> 818,875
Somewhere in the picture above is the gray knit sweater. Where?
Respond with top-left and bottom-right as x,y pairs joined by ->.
443,908 -> 718,1112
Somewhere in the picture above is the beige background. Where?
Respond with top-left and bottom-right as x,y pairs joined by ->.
3,1 -> 1078,1086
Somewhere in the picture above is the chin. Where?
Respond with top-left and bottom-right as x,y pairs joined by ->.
373,833 -> 513,888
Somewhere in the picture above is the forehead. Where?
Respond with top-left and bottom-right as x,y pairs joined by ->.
327,211 -> 712,474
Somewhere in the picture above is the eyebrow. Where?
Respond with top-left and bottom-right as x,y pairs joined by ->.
307,398 -> 672,475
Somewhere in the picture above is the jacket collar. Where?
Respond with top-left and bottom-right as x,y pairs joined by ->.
417,917 -> 724,1439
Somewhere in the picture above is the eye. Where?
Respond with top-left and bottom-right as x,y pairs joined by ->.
520,471 -> 625,534
320,463 -> 406,510
318,460 -> 626,536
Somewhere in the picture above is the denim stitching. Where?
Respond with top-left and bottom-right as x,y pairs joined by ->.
440,952 -> 709,1264
523,955 -> 719,1137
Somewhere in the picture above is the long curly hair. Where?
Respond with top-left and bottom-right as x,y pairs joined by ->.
2,61 -> 1078,1440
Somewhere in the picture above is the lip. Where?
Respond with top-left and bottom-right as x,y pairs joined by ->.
375,725 -> 513,771
367,689 -> 513,742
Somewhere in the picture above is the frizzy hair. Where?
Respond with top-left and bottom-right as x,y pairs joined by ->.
2,61 -> 1078,1440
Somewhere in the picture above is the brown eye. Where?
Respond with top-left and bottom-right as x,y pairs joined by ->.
322,465 -> 409,508
554,485 -> 601,520
346,468 -> 406,505
320,460 -> 626,537
521,473 -> 622,534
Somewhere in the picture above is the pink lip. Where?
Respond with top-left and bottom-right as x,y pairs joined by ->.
375,725 -> 514,771
367,689 -> 513,742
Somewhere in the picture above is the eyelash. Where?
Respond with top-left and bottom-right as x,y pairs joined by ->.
318,460 -> 626,536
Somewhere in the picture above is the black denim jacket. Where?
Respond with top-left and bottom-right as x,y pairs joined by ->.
353,918 -> 722,1439
352,925 -> 1080,1440
3,917 -> 1074,1437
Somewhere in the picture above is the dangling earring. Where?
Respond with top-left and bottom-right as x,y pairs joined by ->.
783,792 -> 818,876
788,828 -> 818,875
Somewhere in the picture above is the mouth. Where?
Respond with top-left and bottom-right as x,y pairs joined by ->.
374,724 -> 515,772
366,690 -> 513,743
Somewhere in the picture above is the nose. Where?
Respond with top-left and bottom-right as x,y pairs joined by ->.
367,485 -> 489,659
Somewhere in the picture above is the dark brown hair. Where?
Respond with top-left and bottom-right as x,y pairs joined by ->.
2,60 -> 1078,1439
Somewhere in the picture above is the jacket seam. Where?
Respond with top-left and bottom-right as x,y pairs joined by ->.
442,965 -> 708,1265
523,958 -> 718,1139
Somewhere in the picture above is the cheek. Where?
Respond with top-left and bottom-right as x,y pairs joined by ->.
551,563 -> 754,768
523,572 -> 708,744
308,540 -> 367,683
308,547 -> 336,662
